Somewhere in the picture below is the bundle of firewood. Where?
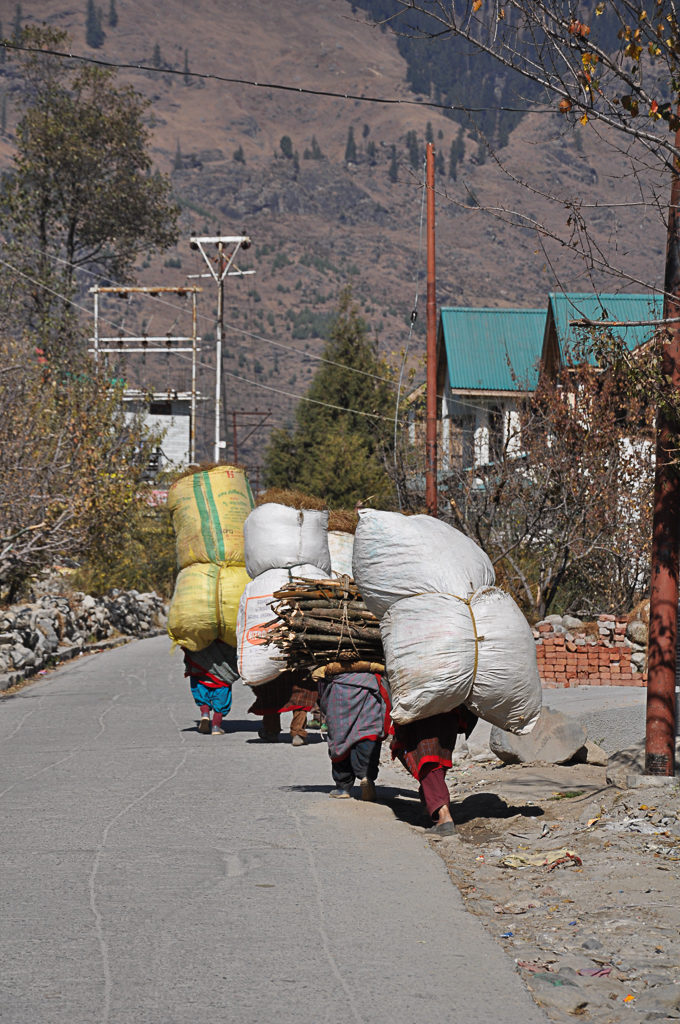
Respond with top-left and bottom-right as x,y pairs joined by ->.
266,576 -> 384,673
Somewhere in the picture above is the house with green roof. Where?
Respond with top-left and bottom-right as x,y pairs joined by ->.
540,292 -> 662,380
435,306 -> 545,470
426,293 -> 661,473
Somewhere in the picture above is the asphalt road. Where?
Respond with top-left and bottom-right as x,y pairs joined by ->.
0,636 -> 550,1024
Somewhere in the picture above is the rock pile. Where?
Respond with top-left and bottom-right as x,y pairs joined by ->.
534,613 -> 648,688
0,588 -> 168,691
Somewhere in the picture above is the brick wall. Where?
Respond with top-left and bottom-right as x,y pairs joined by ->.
534,614 -> 648,688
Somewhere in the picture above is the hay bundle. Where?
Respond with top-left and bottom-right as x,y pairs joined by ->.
255,488 -> 327,511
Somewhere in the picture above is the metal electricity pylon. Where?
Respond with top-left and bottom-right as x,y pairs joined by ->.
189,234 -> 254,462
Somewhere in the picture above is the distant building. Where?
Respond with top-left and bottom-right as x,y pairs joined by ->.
407,293 -> 662,474
122,390 -> 196,474
434,306 -> 545,470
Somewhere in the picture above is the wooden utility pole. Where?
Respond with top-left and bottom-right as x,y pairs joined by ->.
645,119 -> 680,776
425,142 -> 438,517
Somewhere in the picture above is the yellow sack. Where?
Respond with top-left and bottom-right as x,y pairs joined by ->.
167,466 -> 254,569
167,563 -> 250,652
218,564 -> 251,646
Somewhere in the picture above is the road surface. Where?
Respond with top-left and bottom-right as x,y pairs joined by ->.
0,636 -> 551,1024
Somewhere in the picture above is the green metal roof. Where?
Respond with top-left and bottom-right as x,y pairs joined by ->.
440,307 -> 546,393
548,292 -> 662,360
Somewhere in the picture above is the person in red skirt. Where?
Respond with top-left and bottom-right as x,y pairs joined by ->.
391,706 -> 478,838
248,668 -> 317,745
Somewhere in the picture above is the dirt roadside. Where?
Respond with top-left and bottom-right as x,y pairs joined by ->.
380,747 -> 680,1023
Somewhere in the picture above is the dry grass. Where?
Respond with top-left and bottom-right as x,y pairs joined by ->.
328,509 -> 358,533
171,462 -> 247,482
256,488 -> 327,511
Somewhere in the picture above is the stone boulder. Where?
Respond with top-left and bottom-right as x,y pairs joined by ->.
490,707 -> 588,765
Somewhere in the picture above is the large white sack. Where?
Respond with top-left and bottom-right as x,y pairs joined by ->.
465,588 -> 542,735
353,509 -> 495,619
328,530 -> 354,577
244,504 -> 331,578
382,587 -> 541,733
237,564 -> 329,685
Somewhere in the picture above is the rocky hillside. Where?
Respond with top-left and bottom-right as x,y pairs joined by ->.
0,0 -> 668,475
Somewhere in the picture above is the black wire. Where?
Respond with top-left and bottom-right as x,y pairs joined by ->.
0,40 -> 557,116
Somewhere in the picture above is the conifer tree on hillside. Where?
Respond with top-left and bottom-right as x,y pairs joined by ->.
263,289 -> 394,507
108,0 -> 117,28
345,126 -> 357,163
85,0 -> 105,48
12,5 -> 22,43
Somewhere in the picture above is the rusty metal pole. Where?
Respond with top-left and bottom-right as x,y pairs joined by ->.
645,120 -> 680,776
425,142 -> 438,517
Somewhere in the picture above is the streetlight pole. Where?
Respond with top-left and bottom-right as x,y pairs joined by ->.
189,234 -> 253,462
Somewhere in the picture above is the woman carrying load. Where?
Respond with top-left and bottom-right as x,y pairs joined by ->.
391,706 -> 477,838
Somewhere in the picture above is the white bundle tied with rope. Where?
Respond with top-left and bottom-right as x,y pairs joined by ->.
352,509 -> 495,618
381,587 -> 542,731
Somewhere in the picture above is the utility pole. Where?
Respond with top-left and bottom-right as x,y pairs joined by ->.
89,285 -> 202,464
189,234 -> 253,462
645,118 -> 680,777
425,142 -> 438,517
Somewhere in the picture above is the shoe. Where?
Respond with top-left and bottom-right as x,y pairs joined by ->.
291,734 -> 307,746
359,778 -> 377,802
211,727 -> 225,735
198,717 -> 211,734
258,728 -> 279,743
431,820 -> 455,840
329,787 -> 352,799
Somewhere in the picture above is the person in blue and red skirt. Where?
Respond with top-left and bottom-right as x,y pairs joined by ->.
183,640 -> 238,735
391,706 -> 478,838
316,668 -> 392,801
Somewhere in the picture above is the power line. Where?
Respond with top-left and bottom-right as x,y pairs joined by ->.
0,40 -> 557,117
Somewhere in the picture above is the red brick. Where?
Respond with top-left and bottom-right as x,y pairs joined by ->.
553,636 -> 565,647
538,623 -> 552,633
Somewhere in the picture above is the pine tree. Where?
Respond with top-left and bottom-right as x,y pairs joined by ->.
108,0 -> 118,28
345,126 -> 357,163
173,140 -> 182,170
388,144 -> 398,183
12,5 -> 22,43
152,42 -> 162,68
85,0 -> 105,48
263,289 -> 394,506
405,129 -> 420,170
435,150 -> 445,176
425,121 -> 434,144
0,23 -> 4,65
280,135 -> 293,159
448,138 -> 458,180
233,145 -> 245,164
1,94 -> 6,135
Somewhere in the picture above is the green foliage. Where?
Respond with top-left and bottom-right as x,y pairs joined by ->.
233,144 -> 245,163
279,134 -> 293,158
108,0 -> 118,28
152,42 -> 162,68
1,26 -> 179,361
264,289 -> 395,507
74,504 -> 176,599
288,308 -> 334,340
